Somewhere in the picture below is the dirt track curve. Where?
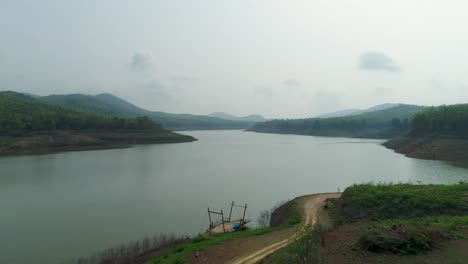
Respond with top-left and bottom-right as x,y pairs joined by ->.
228,192 -> 341,264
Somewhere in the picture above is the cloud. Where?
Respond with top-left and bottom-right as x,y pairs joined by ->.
359,52 -> 399,72
129,52 -> 152,72
283,78 -> 301,87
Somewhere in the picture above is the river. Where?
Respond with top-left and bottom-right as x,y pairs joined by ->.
1,130 -> 468,263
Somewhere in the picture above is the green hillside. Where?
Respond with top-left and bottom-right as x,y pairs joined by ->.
384,104 -> 468,161
411,104 -> 468,136
249,104 -> 425,139
0,91 -> 195,156
41,93 -> 142,118
41,93 -> 256,130
1,92 -> 160,131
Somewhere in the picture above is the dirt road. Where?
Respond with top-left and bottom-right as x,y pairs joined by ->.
188,193 -> 340,264
229,193 -> 340,264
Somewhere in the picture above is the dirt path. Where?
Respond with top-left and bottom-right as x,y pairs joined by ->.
188,193 -> 340,264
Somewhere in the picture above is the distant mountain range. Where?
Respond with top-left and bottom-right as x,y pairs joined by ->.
40,93 -> 258,130
250,103 -> 426,139
316,103 -> 399,118
209,112 -> 267,122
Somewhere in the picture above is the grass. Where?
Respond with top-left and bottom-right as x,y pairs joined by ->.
260,225 -> 322,264
148,227 -> 276,264
360,215 -> 468,240
338,183 -> 468,220
368,215 -> 468,231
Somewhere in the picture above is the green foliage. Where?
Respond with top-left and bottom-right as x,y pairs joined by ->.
0,91 -> 164,132
149,228 -> 275,264
285,212 -> 301,227
411,104 -> 468,136
339,183 -> 468,221
251,104 -> 425,138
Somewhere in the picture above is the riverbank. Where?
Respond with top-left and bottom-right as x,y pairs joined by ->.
0,129 -> 196,157
384,135 -> 468,162
247,128 -> 399,139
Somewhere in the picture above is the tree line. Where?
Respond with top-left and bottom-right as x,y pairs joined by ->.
411,104 -> 468,135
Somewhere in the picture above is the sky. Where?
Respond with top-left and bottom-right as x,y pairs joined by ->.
1,0 -> 468,118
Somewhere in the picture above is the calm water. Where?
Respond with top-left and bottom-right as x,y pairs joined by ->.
2,130 -> 468,263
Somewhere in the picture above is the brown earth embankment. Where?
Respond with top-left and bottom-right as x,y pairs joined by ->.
0,129 -> 196,157
384,135 -> 468,162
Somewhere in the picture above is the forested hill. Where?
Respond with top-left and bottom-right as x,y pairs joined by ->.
410,104 -> 468,136
41,93 -> 256,130
41,93 -> 144,118
0,91 -> 162,131
0,91 -> 195,156
384,104 -> 468,161
249,104 -> 426,139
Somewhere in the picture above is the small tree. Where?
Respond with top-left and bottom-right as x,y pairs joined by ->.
257,210 -> 271,228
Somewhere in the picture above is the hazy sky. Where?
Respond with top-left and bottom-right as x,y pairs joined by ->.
1,0 -> 468,118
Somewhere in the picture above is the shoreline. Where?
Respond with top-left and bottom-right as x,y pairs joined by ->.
0,130 -> 197,158
247,129 -> 397,140
384,135 -> 468,162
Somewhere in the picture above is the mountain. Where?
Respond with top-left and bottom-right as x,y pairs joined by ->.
359,103 -> 399,114
41,93 -> 143,117
249,104 -> 426,139
209,112 -> 267,122
316,109 -> 361,118
316,103 -> 398,118
40,93 -> 256,130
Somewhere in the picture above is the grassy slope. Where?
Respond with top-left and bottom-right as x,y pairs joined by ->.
250,104 -> 425,139
41,93 -> 256,130
148,228 -> 275,264
336,183 -> 468,221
